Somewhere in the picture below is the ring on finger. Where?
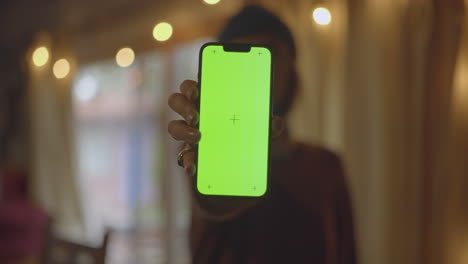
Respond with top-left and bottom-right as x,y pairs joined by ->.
177,148 -> 193,167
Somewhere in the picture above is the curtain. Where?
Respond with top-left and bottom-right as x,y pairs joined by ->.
262,0 -> 466,264
441,10 -> 468,262
341,1 -> 430,263
27,42 -> 83,239
422,1 -> 467,264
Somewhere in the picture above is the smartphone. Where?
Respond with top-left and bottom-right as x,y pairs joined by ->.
195,42 -> 273,197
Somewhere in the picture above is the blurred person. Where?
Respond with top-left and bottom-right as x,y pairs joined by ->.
168,5 -> 356,264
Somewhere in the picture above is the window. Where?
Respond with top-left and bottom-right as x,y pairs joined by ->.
72,37 -> 212,264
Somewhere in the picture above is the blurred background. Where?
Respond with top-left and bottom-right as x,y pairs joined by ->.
0,0 -> 467,264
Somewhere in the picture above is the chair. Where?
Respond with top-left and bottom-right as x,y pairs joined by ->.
40,223 -> 111,264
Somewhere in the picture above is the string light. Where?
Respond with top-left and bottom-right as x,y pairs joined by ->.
313,7 -> 332,25
53,58 -> 70,79
203,0 -> 221,5
153,22 -> 173,41
32,46 -> 49,67
116,47 -> 135,67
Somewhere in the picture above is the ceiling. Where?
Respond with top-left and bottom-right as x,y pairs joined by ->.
0,0 -> 241,52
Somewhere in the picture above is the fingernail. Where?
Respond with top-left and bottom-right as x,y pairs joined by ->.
187,112 -> 199,126
187,114 -> 194,125
192,112 -> 199,125
188,130 -> 201,142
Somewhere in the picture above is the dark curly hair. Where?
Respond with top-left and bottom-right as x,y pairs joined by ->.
218,5 -> 298,117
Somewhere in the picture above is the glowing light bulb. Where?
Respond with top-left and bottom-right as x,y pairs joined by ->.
32,46 -> 49,67
53,59 -> 70,79
203,0 -> 221,5
153,22 -> 173,41
313,7 -> 332,25
115,47 -> 135,67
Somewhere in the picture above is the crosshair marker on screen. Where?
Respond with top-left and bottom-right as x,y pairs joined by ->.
229,114 -> 240,125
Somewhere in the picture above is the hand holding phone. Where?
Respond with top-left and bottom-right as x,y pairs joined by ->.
168,43 -> 278,201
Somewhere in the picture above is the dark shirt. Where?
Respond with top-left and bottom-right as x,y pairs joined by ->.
191,144 -> 356,264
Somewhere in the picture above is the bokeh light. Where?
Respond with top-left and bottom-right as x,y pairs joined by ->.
32,46 -> 49,67
313,7 -> 332,25
74,74 -> 98,102
53,58 -> 70,79
116,47 -> 135,67
152,22 -> 173,41
203,0 -> 221,5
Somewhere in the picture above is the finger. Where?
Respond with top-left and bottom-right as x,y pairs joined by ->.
168,93 -> 199,125
271,116 -> 285,139
183,150 -> 196,176
168,120 -> 201,144
180,80 -> 199,102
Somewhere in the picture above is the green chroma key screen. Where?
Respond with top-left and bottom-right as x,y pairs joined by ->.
196,43 -> 272,197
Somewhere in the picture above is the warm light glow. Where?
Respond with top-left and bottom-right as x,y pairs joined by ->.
453,58 -> 468,114
53,59 -> 70,79
152,22 -> 173,41
203,0 -> 221,4
115,47 -> 135,67
32,46 -> 49,67
313,7 -> 332,25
